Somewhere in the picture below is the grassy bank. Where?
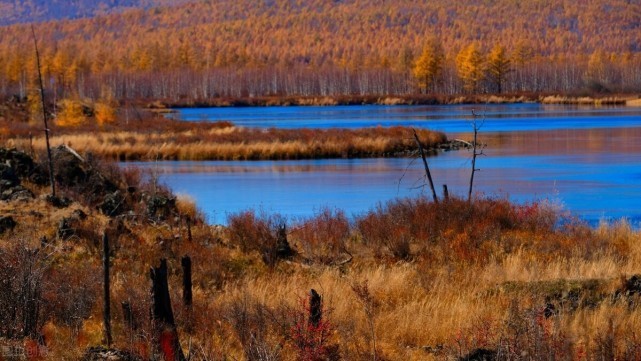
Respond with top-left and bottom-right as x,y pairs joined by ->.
154,93 -> 639,108
4,115 -> 448,161
1,148 -> 641,360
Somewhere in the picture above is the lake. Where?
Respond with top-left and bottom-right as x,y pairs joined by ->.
138,104 -> 641,225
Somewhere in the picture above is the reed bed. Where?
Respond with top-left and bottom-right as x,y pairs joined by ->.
17,125 -> 447,161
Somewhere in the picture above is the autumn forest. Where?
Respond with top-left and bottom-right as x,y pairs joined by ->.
1,0 -> 641,109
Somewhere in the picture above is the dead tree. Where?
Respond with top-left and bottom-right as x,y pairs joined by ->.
102,232 -> 112,347
181,256 -> 192,307
468,110 -> 485,202
30,25 -> 55,197
412,129 -> 438,203
150,259 -> 186,361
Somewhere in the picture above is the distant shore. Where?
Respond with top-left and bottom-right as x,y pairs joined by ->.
149,93 -> 639,110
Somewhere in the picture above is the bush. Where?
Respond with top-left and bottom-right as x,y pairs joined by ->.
226,210 -> 292,265
292,208 -> 350,264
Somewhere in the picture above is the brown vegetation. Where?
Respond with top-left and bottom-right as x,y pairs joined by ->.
2,112 -> 448,160
1,148 -> 641,359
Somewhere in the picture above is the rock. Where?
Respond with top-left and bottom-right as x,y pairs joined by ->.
46,195 -> 72,208
57,217 -> 75,240
52,145 -> 89,188
0,216 -> 16,234
459,348 -> 497,361
0,163 -> 20,190
0,148 -> 47,185
623,274 -> 641,296
81,346 -> 142,361
57,209 -> 88,240
146,193 -> 176,221
99,191 -> 125,217
71,209 -> 87,220
1,185 -> 34,201
52,145 -> 119,205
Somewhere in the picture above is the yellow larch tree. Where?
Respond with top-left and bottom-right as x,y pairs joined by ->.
412,38 -> 445,93
456,43 -> 484,93
486,44 -> 511,93
56,97 -> 88,127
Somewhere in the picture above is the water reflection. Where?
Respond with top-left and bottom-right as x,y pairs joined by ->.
174,103 -> 641,132
129,124 -> 641,226
149,105 -> 641,225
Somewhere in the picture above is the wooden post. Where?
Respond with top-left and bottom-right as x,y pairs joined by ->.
102,232 -> 112,347
443,184 -> 449,201
413,129 -> 438,203
150,259 -> 186,361
181,256 -> 192,307
276,223 -> 293,258
309,289 -> 322,328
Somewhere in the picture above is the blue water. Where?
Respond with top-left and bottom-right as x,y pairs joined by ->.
144,104 -> 641,225
173,103 -> 641,132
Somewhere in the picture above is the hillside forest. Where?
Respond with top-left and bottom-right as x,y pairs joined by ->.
0,0 -> 640,112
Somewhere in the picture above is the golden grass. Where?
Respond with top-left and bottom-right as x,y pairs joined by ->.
2,154 -> 641,360
540,95 -> 628,105
11,126 -> 447,161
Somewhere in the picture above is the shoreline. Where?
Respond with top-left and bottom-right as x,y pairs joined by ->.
148,93 -> 639,110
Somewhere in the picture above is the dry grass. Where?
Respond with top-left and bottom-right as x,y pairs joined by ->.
540,95 -> 628,105
2,152 -> 641,360
8,125 -> 446,161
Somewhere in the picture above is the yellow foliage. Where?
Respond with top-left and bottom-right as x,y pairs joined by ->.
456,43 -> 485,93
412,38 -> 444,93
56,98 -> 87,127
95,101 -> 116,126
27,88 -> 43,124
486,44 -> 511,93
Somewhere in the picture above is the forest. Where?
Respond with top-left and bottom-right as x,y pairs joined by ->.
0,0 -> 640,109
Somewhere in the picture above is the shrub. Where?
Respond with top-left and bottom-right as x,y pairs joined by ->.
292,208 -> 350,264
226,210 -> 291,265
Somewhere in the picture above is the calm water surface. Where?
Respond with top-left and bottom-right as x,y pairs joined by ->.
143,104 -> 641,225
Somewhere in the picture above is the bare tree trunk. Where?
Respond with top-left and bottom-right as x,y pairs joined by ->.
150,259 -> 186,361
30,25 -> 55,197
412,129 -> 438,203
102,232 -> 113,347
468,111 -> 483,202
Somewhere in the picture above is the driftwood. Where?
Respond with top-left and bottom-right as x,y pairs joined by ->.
150,259 -> 186,361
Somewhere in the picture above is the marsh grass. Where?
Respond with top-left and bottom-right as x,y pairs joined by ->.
2,152 -> 641,360
14,125 -> 446,161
